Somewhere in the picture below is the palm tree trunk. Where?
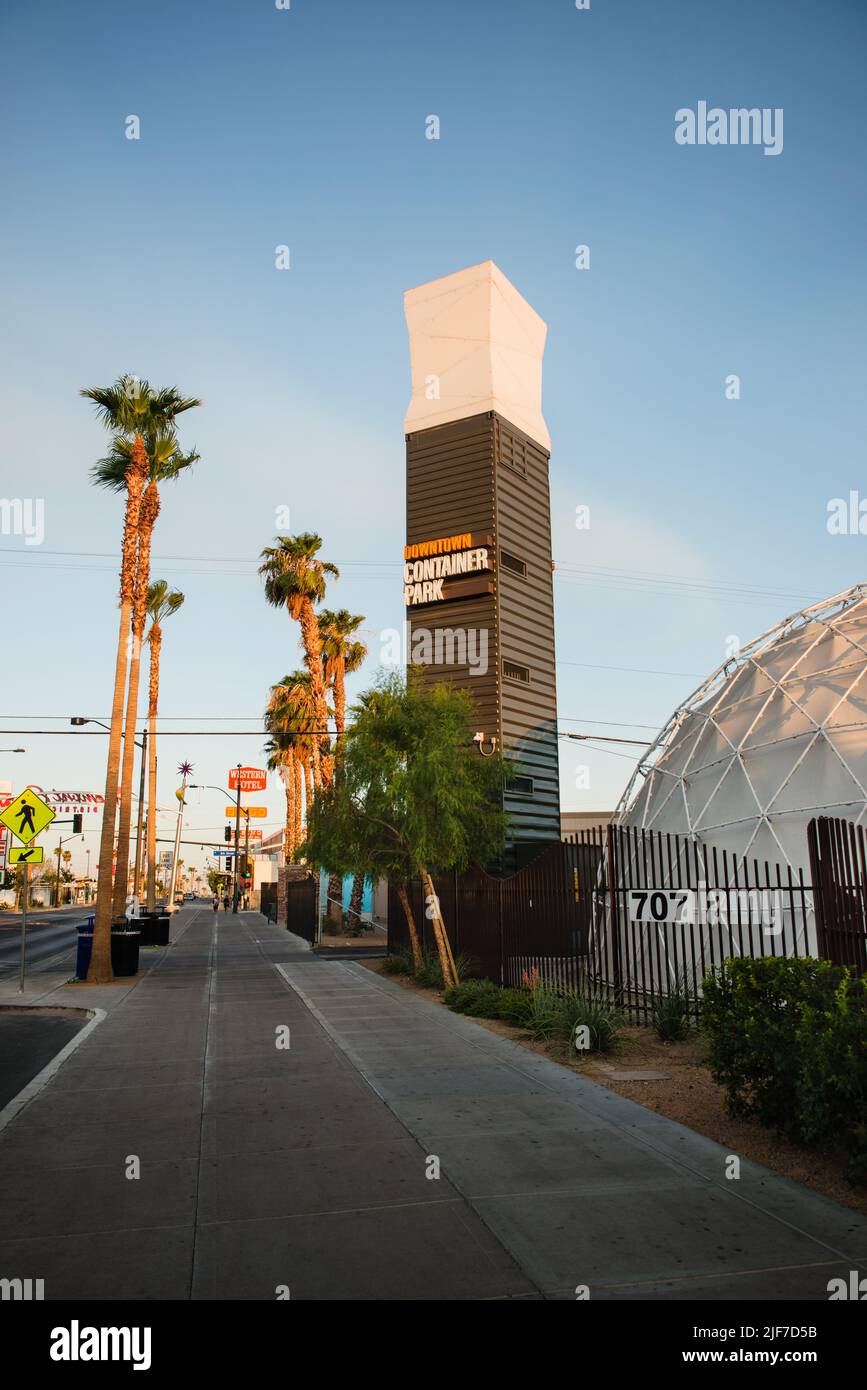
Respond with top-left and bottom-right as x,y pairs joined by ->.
311,737 -> 321,791
348,873 -> 364,932
396,882 -> 423,971
113,487 -> 159,918
281,756 -> 295,862
112,631 -> 142,918
299,598 -> 333,786
332,660 -> 346,749
326,664 -> 345,919
419,867 -> 458,988
294,753 -> 303,852
146,629 -> 161,911
301,753 -> 312,834
89,436 -> 148,983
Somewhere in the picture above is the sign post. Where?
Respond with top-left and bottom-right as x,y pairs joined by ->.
19,861 -> 28,993
0,787 -> 57,993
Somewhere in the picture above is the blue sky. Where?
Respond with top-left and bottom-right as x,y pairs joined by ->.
1,0 -> 865,875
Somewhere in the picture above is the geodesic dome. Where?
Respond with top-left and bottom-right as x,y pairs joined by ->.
616,584 -> 867,876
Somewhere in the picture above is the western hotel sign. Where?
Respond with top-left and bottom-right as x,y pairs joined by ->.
402,260 -> 560,865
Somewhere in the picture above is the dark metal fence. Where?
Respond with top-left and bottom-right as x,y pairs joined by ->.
807,815 -> 867,975
259,881 -> 277,922
286,875 -> 318,944
389,824 -> 818,1023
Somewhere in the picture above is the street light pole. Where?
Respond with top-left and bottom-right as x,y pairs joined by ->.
166,763 -> 191,914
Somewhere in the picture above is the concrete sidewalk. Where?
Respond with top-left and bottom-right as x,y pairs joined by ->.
1,908 -> 864,1300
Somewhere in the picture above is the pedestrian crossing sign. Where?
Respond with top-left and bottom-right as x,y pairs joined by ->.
0,787 -> 56,844
9,844 -> 44,864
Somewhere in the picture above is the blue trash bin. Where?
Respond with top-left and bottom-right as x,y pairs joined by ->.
75,919 -> 94,980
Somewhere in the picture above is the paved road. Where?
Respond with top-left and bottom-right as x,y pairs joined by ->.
0,921 -> 82,975
0,905 -> 92,927
0,1012 -> 87,1109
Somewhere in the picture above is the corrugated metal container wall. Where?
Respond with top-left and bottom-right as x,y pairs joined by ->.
405,410 -> 560,852
494,415 -> 560,844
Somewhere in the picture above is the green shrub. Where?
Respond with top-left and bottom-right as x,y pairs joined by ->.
702,957 -> 867,1181
452,952 -> 479,983
495,987 -> 534,1026
382,950 -> 413,976
524,983 -> 566,1040
702,956 -> 844,1131
796,971 -> 867,1179
444,978 -> 502,1017
652,980 -> 693,1042
413,950 -> 444,989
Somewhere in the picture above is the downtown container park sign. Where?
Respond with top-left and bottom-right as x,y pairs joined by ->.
403,531 -> 494,607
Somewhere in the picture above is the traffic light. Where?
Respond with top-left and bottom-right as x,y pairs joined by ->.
72,814 -> 83,834
224,826 -> 232,843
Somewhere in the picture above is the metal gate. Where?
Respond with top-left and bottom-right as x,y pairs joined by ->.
286,875 -> 318,944
807,816 -> 867,974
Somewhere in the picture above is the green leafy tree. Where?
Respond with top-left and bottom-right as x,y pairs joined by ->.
304,671 -> 507,985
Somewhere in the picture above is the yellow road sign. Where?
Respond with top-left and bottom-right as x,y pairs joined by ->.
225,806 -> 267,818
9,844 -> 44,864
0,788 -> 56,844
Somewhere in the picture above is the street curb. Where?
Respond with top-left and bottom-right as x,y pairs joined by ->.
0,1004 -> 106,1138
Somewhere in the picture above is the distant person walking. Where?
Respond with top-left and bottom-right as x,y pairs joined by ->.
223,894 -> 230,911
212,895 -> 219,915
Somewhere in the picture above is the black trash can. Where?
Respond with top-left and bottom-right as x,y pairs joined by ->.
111,926 -> 140,977
138,914 -> 156,947
138,911 -> 171,947
75,918 -> 95,980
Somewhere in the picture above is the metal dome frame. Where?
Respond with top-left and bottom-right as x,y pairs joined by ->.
615,582 -> 867,869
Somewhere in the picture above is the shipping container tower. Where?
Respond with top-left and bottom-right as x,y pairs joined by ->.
403,261 -> 560,868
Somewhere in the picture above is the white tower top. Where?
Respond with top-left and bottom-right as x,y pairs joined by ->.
403,260 -> 550,450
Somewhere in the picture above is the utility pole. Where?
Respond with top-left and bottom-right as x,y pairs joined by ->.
243,810 -> 250,909
232,762 -> 242,914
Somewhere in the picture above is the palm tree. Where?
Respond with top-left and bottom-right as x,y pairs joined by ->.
265,733 -> 298,863
259,534 -> 338,789
81,376 -> 200,983
318,609 -> 367,743
318,609 -> 367,924
92,429 -> 199,919
266,671 -> 321,851
144,581 -> 185,911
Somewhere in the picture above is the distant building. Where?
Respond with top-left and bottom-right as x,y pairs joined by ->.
560,811 -> 613,839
